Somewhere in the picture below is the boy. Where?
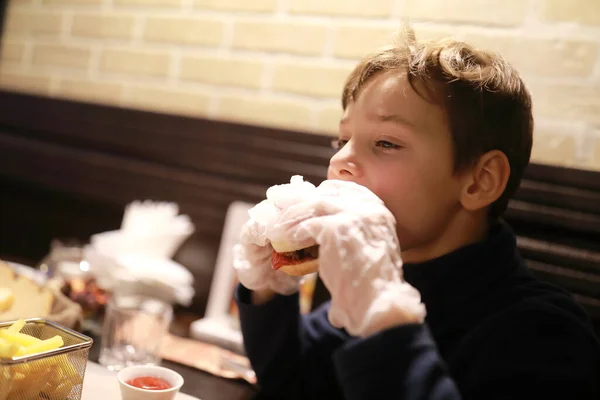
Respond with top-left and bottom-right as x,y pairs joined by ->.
232,29 -> 600,399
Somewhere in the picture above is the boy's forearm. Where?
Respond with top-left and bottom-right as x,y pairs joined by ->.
237,286 -> 307,397
236,285 -> 348,399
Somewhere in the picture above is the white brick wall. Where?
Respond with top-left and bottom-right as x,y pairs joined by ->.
1,0 -> 599,170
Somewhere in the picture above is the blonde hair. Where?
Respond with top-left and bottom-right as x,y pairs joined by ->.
343,27 -> 534,218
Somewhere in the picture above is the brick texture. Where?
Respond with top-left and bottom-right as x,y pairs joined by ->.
288,0 -> 394,18
1,41 -> 25,63
126,86 -> 211,117
272,62 -> 353,98
43,0 -> 104,4
0,70 -> 51,95
144,17 -> 226,46
0,0 -> 599,170
232,20 -> 327,56
218,95 -> 314,131
5,10 -> 62,36
57,79 -> 124,104
195,0 -> 277,13
101,49 -> 171,77
32,44 -> 91,69
530,84 -> 600,125
543,0 -> 600,26
72,14 -> 135,39
180,55 -> 263,88
115,0 -> 181,6
465,34 -> 598,77
316,104 -> 343,135
530,132 -> 577,166
334,24 -> 455,59
403,0 -> 527,26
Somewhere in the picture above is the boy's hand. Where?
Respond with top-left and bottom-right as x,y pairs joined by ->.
269,179 -> 426,337
233,221 -> 302,296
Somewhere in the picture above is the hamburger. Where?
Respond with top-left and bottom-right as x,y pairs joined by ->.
247,175 -> 322,277
248,175 -> 387,277
270,241 -> 319,276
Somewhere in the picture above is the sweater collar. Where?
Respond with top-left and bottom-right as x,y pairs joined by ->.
402,221 -> 524,326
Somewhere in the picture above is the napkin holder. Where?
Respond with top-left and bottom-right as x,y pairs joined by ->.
189,201 -> 252,354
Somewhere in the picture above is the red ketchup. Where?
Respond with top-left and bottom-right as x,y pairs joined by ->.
126,376 -> 172,390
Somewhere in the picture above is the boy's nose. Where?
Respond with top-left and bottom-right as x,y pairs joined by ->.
328,148 -> 362,180
329,162 -> 360,179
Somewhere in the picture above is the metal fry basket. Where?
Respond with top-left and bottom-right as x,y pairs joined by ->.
0,318 -> 93,400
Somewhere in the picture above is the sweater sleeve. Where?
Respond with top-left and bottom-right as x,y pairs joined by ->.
235,284 -> 349,399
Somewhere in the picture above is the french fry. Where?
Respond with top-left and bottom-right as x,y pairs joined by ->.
15,366 -> 52,399
6,372 -> 28,394
41,361 -> 78,399
0,337 -> 20,358
0,369 -> 14,400
8,367 -> 53,397
48,381 -> 74,399
16,335 -> 63,356
7,319 -> 25,333
13,356 -> 57,377
0,329 -> 41,347
58,357 -> 81,385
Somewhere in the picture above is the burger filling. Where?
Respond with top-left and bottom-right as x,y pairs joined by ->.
272,245 -> 319,270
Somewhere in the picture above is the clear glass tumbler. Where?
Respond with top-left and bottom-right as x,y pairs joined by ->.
99,294 -> 173,371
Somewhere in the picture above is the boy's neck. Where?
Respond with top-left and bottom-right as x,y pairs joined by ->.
401,211 -> 490,264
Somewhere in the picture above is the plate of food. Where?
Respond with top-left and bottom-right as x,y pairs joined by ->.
0,260 -> 83,330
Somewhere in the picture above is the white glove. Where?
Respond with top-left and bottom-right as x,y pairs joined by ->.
233,176 -> 321,295
233,179 -> 313,295
267,178 -> 427,337
233,225 -> 301,296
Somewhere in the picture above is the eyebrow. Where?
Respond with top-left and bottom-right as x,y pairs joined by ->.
339,113 -> 418,132
376,113 -> 417,128
340,114 -> 414,124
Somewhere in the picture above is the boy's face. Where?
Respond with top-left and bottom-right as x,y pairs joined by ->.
328,70 -> 469,263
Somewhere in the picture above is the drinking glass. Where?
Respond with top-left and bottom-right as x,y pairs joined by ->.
99,294 -> 172,371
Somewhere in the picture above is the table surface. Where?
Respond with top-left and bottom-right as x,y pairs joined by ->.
87,321 -> 258,400
83,362 -> 199,400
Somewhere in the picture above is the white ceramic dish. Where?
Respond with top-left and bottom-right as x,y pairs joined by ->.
83,362 -> 198,400
117,365 -> 184,400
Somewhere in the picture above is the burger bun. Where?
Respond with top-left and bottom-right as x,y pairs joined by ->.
279,259 -> 319,276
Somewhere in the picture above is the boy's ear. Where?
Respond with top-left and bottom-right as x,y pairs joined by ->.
460,150 -> 511,211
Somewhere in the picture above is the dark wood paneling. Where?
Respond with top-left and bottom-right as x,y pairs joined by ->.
0,91 -> 331,186
0,90 -> 599,335
0,132 -> 268,227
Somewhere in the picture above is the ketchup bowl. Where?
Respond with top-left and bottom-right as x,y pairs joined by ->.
118,365 -> 184,400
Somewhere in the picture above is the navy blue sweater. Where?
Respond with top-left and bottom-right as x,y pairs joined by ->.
236,222 -> 600,399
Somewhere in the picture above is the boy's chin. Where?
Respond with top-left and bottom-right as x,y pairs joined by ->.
399,218 -> 490,264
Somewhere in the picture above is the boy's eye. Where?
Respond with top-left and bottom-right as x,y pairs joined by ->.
331,139 -> 348,150
376,140 -> 402,150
